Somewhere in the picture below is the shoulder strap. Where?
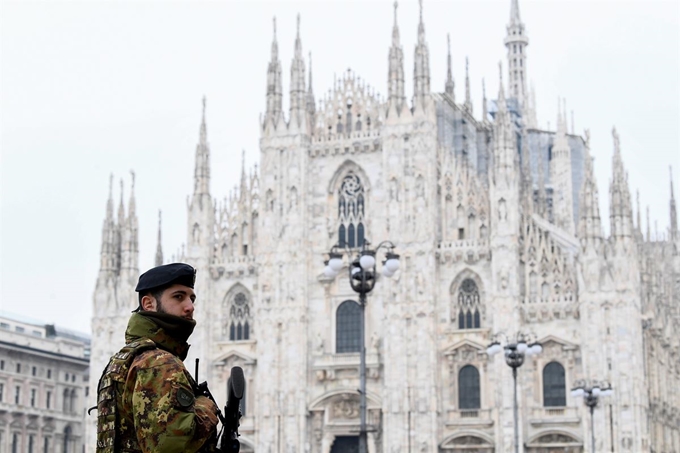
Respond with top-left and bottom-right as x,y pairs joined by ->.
95,338 -> 157,453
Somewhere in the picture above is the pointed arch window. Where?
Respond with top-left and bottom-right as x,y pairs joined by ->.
543,362 -> 566,407
338,172 -> 365,249
458,365 -> 481,409
228,292 -> 252,341
457,279 -> 481,329
336,300 -> 361,353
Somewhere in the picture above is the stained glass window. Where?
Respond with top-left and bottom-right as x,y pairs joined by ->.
338,173 -> 365,249
228,292 -> 252,341
457,279 -> 481,329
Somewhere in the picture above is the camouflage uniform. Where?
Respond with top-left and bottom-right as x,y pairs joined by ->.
97,313 -> 219,453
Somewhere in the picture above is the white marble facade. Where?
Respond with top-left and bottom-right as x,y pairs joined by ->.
86,1 -> 680,452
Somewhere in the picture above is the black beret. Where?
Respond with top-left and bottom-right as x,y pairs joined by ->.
135,263 -> 196,293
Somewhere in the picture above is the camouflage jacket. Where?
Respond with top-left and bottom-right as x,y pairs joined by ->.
97,313 -> 219,453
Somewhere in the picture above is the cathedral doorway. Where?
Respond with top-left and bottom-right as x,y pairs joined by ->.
330,436 -> 359,453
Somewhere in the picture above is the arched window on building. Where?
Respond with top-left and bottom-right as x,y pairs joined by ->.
336,301 -> 361,353
63,426 -> 72,453
62,389 -> 69,413
458,365 -> 481,410
69,389 -> 76,413
338,172 -> 365,249
543,362 -> 566,407
228,292 -> 252,341
457,279 -> 481,329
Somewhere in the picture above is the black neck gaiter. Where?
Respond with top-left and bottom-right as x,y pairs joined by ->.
137,311 -> 196,344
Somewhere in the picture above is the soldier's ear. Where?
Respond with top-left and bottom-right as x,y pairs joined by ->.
141,294 -> 157,312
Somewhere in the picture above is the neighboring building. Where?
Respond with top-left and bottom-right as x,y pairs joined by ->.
0,312 -> 90,453
86,0 -> 679,452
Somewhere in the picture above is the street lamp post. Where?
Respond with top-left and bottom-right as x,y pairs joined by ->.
571,380 -> 614,453
487,334 -> 543,453
323,240 -> 399,453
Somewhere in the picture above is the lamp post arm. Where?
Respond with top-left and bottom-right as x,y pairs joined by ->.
374,240 -> 397,252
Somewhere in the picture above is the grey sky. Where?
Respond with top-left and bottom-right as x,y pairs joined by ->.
1,0 -> 678,333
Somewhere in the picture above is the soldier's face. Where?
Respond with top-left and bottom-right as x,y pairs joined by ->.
156,284 -> 196,320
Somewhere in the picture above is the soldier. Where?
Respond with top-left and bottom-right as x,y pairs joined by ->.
96,263 -> 220,453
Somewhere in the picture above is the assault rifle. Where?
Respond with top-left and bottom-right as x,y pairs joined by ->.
195,359 -> 245,452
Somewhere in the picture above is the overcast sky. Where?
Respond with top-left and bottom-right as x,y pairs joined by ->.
1,0 -> 678,333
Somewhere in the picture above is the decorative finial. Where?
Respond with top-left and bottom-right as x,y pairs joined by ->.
130,170 -> 136,191
273,16 -> 277,39
584,129 -> 590,148
394,1 -> 398,24
297,13 -> 300,36
671,165 -> 676,204
612,126 -> 620,150
202,96 -> 206,118
498,61 -> 503,83
447,33 -> 450,54
636,190 -> 641,227
419,0 -> 423,22
109,173 -> 113,197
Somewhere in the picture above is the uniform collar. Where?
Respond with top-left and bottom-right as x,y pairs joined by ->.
125,312 -> 195,360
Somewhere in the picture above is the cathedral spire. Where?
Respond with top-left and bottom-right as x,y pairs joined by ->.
551,98 -> 574,233
155,210 -> 163,267
464,57 -> 472,113
444,34 -> 454,99
99,174 -> 115,272
497,62 -> 507,115
524,81 -> 538,128
239,150 -> 248,202
537,139 -> 547,216
505,0 -> 528,106
482,78 -> 488,121
609,127 -> 633,241
646,205 -> 651,241
107,174 -> 114,221
194,97 -> 211,195
578,129 -> 602,247
670,166 -> 678,241
265,17 -> 283,128
306,51 -> 316,118
128,170 -> 136,221
493,62 -> 516,178
510,0 -> 521,24
412,0 -> 430,111
117,178 -> 125,228
387,1 -> 405,117
120,171 -> 139,275
636,190 -> 642,233
289,14 -> 307,128
520,126 -> 533,211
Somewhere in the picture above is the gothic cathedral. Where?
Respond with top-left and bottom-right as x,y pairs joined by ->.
87,1 -> 680,452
